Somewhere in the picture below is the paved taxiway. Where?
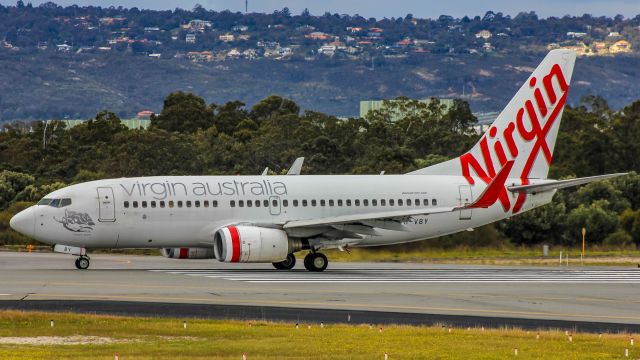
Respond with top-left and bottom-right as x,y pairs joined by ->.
0,252 -> 639,328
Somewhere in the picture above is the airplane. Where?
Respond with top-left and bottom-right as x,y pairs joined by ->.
10,49 -> 626,271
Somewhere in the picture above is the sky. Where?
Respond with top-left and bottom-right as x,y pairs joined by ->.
1,0 -> 639,19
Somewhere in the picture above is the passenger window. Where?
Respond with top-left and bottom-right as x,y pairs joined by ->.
60,198 -> 72,207
124,201 -> 130,208
213,200 -> 218,207
272,199 -> 278,207
320,199 -> 326,206
247,200 -> 252,207
142,201 -> 148,208
177,201 -> 183,208
364,199 -> 369,206
151,201 -> 156,208
160,201 -> 165,208
283,200 -> 288,207
407,199 -> 412,206
230,200 -> 235,207
186,201 -> 191,208
355,199 -> 360,206
204,200 -> 209,208
168,201 -> 174,208
329,199 -> 334,206
195,200 -> 200,208
311,199 -> 317,207
255,200 -> 260,207
398,199 -> 403,206
389,199 -> 394,206
263,200 -> 269,207
381,199 -> 386,206
432,199 -> 437,206
338,199 -> 343,206
346,199 -> 352,206
239,200 -> 244,207
133,201 -> 139,208
423,199 -> 429,206
293,200 -> 299,207
302,200 -> 308,207
372,199 -> 377,206
415,199 -> 420,206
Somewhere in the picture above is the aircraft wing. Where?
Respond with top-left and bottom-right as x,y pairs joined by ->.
282,206 -> 456,230
507,173 -> 627,194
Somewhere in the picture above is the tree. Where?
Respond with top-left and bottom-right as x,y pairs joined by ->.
565,200 -> 619,245
151,92 -> 215,133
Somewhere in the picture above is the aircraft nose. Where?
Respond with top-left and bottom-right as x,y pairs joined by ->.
9,207 -> 36,238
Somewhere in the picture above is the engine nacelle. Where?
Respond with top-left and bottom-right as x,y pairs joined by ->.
214,225 -> 298,263
161,247 -> 215,259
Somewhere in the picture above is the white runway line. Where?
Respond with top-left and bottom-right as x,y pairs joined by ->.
149,268 -> 640,283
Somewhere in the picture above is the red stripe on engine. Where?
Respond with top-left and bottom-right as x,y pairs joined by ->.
179,248 -> 188,259
229,226 -> 241,262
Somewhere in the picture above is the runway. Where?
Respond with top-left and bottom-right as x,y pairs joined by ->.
0,252 -> 639,331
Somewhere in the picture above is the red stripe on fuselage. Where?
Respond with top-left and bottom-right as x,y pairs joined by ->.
229,226 -> 241,262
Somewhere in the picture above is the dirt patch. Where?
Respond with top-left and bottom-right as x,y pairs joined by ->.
0,336 -> 120,345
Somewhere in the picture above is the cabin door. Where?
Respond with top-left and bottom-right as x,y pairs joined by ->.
269,196 -> 281,216
97,187 -> 116,222
458,185 -> 472,220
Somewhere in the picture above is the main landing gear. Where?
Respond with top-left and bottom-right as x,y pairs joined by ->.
303,252 -> 328,272
271,252 -> 329,272
74,255 -> 90,270
272,253 -> 296,270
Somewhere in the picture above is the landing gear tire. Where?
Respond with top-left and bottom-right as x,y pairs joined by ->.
303,252 -> 328,272
75,256 -> 90,270
272,253 -> 296,270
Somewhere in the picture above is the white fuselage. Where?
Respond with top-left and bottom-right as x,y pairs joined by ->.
20,175 -> 554,249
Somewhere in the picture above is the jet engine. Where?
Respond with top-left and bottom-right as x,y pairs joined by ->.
214,225 -> 303,263
161,247 -> 216,259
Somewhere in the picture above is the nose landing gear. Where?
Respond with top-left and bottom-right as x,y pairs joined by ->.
74,256 -> 90,270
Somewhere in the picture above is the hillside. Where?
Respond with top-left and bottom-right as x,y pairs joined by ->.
0,50 -> 639,121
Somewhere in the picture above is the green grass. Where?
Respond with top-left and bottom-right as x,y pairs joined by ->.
0,311 -> 636,359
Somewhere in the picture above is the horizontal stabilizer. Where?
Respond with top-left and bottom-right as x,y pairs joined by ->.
507,173 -> 627,194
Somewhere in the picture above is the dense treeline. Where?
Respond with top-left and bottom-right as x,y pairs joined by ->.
1,93 -> 639,249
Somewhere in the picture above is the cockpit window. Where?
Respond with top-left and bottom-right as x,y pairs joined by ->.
38,198 -> 72,208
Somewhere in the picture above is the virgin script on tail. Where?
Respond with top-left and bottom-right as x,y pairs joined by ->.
460,63 -> 570,213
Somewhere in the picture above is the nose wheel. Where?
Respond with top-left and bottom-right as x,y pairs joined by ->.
74,256 -> 90,270
304,252 -> 328,272
272,253 -> 296,270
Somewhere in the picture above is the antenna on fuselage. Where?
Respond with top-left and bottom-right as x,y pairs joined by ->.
286,157 -> 304,175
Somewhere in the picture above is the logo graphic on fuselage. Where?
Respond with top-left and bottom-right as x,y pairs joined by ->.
460,63 -> 569,213
54,209 -> 95,233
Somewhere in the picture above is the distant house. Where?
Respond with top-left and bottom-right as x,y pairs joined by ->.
237,34 -> 250,41
186,51 -> 213,62
242,48 -> 258,59
56,44 -> 73,52
137,110 -> 155,119
306,32 -> 329,40
227,48 -> 241,58
567,31 -> 587,39
219,34 -> 235,42
296,25 -> 315,32
610,40 -> 631,54
396,38 -> 412,46
189,19 -> 212,31
369,27 -> 384,33
148,53 -> 161,59
346,27 -> 363,33
185,33 -> 196,43
144,27 -> 160,32
318,45 -> 336,56
232,25 -> 249,32
607,31 -> 621,38
475,30 -> 492,39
